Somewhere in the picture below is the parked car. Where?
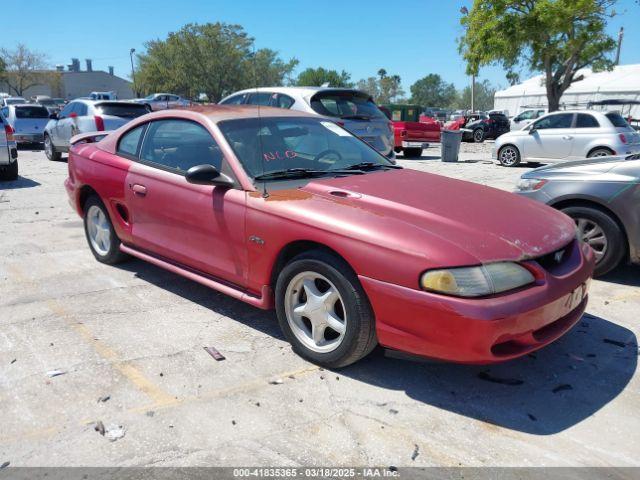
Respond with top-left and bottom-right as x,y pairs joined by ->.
32,95 -> 61,115
219,87 -> 395,159
65,105 -> 594,368
132,93 -> 191,111
1,104 -> 50,145
463,112 -> 510,142
90,91 -> 117,101
516,154 -> 640,276
494,110 -> 640,167
511,109 -> 547,130
44,99 -> 150,161
1,97 -> 27,107
380,104 -> 440,158
0,110 -> 18,181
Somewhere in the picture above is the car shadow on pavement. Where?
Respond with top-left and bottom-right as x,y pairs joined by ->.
0,176 -> 41,190
17,143 -> 44,152
600,264 -> 640,287
340,313 -> 637,435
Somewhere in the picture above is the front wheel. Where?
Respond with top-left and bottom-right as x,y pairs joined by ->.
562,206 -> 625,277
83,195 -> 128,265
587,148 -> 614,158
473,128 -> 485,143
498,145 -> 521,167
275,250 -> 377,368
44,134 -> 61,161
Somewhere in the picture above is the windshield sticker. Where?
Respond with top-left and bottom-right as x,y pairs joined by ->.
320,121 -> 351,137
263,150 -> 298,162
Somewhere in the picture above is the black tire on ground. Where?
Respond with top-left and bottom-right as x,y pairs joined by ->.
44,134 -> 61,161
473,128 -> 485,143
498,145 -> 521,167
0,160 -> 18,181
275,250 -> 377,369
83,195 -> 128,265
562,206 -> 626,277
587,148 -> 614,158
403,147 -> 423,158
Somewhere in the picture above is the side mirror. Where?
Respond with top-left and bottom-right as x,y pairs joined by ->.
528,127 -> 537,135
185,164 -> 234,187
49,113 -> 58,120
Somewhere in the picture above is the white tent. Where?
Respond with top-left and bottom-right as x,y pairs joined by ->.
494,64 -> 640,120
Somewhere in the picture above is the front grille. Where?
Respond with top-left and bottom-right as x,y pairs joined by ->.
535,239 -> 575,274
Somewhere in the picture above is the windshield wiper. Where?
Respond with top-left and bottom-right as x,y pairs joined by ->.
343,162 -> 403,171
340,114 -> 372,120
254,168 -> 365,181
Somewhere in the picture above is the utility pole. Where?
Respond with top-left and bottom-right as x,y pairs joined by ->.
471,74 -> 475,112
615,27 -> 624,66
129,48 -> 137,97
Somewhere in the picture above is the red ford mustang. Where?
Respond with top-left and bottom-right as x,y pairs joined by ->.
65,106 -> 595,368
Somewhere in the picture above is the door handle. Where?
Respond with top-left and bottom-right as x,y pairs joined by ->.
131,184 -> 147,196
562,135 -> 573,140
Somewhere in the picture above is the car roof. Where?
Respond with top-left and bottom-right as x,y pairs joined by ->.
223,86 -> 368,100
179,104 -> 319,121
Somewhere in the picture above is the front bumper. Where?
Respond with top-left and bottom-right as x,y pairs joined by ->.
14,133 -> 44,143
360,240 -> 595,364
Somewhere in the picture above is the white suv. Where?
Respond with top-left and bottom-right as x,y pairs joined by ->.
494,110 -> 640,167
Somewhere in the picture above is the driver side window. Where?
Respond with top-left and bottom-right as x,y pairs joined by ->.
60,102 -> 75,118
532,113 -> 574,130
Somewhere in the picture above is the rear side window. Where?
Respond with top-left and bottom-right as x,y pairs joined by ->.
310,91 -> 386,119
220,94 -> 247,105
74,103 -> 88,116
576,114 -> 600,128
95,103 -> 149,118
606,113 -> 630,128
140,119 -> 223,173
117,125 -> 146,157
60,103 -> 75,118
15,106 -> 49,118
247,92 -> 273,106
274,94 -> 294,109
533,113 -> 573,130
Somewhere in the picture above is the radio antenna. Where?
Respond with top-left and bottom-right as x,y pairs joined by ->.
252,45 -> 269,198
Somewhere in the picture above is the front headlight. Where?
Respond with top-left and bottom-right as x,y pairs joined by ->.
516,178 -> 547,192
420,262 -> 535,297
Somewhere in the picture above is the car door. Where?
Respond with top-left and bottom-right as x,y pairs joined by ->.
522,113 -> 575,161
124,118 -> 248,286
571,113 -> 602,158
53,102 -> 80,147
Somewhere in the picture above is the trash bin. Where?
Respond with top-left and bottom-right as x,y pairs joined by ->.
440,130 -> 463,162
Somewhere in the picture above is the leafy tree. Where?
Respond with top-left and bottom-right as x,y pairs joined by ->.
136,23 -> 297,102
455,79 -> 497,111
410,74 -> 458,108
357,69 -> 405,104
459,0 -> 618,111
0,44 -> 52,96
295,67 -> 353,87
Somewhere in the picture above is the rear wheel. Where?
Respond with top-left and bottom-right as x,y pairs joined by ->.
402,147 -> 422,159
587,148 -> 614,158
275,250 -> 377,368
473,128 -> 485,143
44,134 -> 61,161
83,195 -> 128,265
498,145 -> 521,167
0,160 -> 18,181
562,206 -> 625,277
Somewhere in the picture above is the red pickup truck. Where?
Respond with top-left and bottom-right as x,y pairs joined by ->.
380,104 -> 441,158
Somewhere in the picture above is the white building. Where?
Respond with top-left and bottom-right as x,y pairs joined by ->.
494,64 -> 640,119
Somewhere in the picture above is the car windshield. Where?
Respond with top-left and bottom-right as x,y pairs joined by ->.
95,102 -> 149,118
606,112 -> 631,128
15,106 -> 50,118
218,117 -> 393,180
37,99 -> 56,106
6,99 -> 26,105
310,91 -> 386,120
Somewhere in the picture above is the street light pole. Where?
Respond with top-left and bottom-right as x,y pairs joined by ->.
615,27 -> 624,66
471,74 -> 475,112
129,48 -> 137,97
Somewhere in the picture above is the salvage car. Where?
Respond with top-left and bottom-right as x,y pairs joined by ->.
380,104 -> 440,158
495,110 -> 640,166
0,110 -> 18,180
1,104 -> 50,145
132,93 -> 191,111
44,99 -> 150,161
463,112 -> 510,143
516,154 -> 640,276
220,87 -> 395,160
65,105 -> 594,368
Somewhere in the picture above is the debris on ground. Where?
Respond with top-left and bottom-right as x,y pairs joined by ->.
10,359 -> 16,364
203,346 -> 225,361
269,378 -> 284,385
552,384 -> 573,394
477,371 -> 524,386
94,421 -> 105,436
46,369 -> 67,378
411,444 -> 419,461
145,411 -> 155,417
603,338 -> 626,348
97,396 -> 111,403
1,462 -> 9,469
231,420 -> 237,425
104,424 -> 126,442
389,408 -> 399,415
255,402 -> 261,407
159,372 -> 164,377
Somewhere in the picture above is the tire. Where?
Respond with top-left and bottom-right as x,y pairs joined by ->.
473,128 -> 485,143
562,206 -> 625,277
44,134 -> 61,161
402,147 -> 422,159
0,160 -> 18,181
83,195 -> 128,265
498,145 -> 521,167
587,148 -> 614,158
275,250 -> 377,368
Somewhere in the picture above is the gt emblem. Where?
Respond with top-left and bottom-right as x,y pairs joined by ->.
249,235 -> 265,245
554,250 -> 565,263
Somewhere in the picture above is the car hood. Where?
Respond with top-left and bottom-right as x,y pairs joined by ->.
523,155 -> 632,178
257,169 -> 575,267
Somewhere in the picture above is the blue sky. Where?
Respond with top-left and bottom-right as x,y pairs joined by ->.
4,0 -> 640,92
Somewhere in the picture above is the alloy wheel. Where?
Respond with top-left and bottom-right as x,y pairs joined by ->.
500,146 -> 518,166
576,217 -> 608,263
86,205 -> 112,256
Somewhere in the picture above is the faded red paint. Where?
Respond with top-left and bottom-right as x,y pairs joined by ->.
65,107 -> 595,364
